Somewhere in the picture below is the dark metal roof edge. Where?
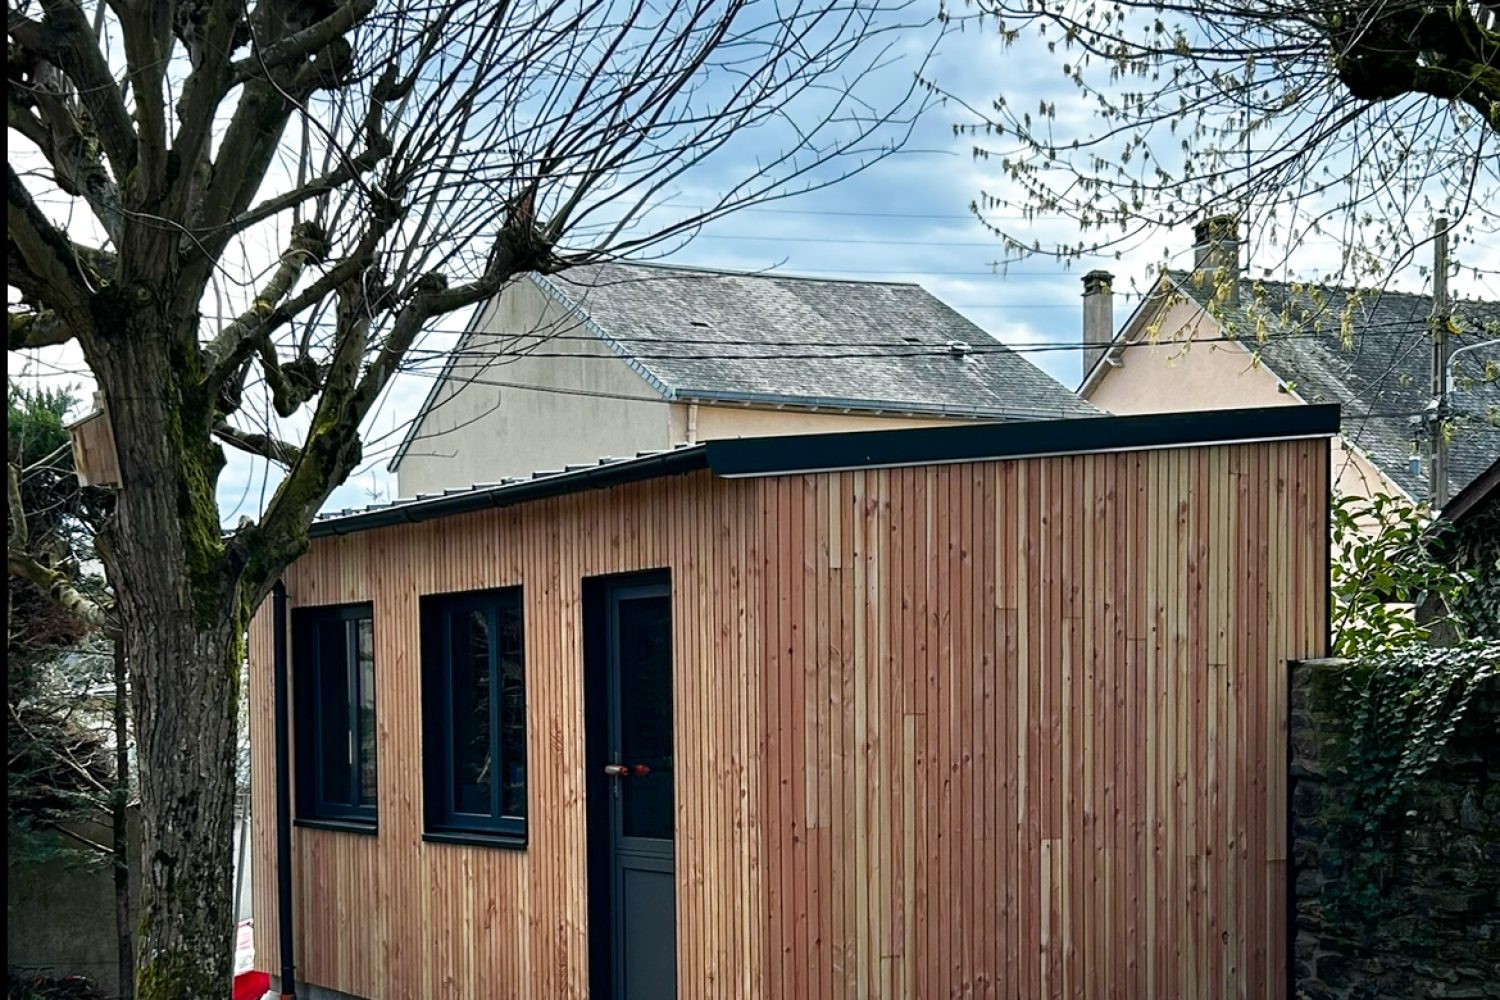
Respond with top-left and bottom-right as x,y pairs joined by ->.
703,404 -> 1341,478
311,446 -> 709,538
1438,453 -> 1500,525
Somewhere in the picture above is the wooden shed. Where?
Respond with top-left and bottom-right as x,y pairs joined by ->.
248,405 -> 1334,1000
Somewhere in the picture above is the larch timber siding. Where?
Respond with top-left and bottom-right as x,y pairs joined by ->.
249,436 -> 1329,999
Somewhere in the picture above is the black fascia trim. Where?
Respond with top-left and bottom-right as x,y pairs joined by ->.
310,446 -> 709,538
704,404 -> 1341,478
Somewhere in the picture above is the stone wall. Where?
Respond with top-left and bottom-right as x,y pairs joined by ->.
6,812 -> 138,997
1290,658 -> 1499,999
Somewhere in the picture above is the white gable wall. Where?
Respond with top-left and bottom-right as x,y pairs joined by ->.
397,280 -> 1010,497
395,278 -> 674,497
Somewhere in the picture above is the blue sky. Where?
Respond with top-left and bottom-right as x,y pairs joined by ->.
12,13 -> 1495,522
297,21 -> 1183,516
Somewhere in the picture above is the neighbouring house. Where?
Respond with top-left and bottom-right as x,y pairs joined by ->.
249,405 -> 1333,1000
389,261 -> 1096,496
1076,218 -> 1500,511
1428,454 -> 1500,637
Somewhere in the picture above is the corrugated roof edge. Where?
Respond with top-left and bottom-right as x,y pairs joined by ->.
312,446 -> 709,538
311,404 -> 1338,538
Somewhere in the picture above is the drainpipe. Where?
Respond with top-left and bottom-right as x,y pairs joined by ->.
272,580 -> 298,999
686,402 -> 699,445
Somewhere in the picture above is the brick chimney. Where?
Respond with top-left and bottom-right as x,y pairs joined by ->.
1192,214 -> 1241,305
1081,269 -> 1114,376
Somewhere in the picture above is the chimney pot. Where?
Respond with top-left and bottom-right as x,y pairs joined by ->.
1082,269 -> 1115,378
1192,214 -> 1241,305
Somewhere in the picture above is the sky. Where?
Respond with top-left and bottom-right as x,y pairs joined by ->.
308,18 -> 1215,515
11,8 -> 1499,523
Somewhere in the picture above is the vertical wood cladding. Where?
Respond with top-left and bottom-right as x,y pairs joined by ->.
249,437 -> 1327,998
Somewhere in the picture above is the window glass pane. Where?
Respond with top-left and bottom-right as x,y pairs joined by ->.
356,618 -> 377,807
318,620 -> 353,806
498,597 -> 527,820
618,594 -> 673,840
450,609 -> 493,816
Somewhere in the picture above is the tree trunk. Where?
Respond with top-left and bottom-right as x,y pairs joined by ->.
126,620 -> 241,999
89,319 -> 247,1000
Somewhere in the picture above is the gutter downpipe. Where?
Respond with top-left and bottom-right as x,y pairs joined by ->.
272,580 -> 298,999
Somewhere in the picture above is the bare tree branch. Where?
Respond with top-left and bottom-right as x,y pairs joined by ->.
213,423 -> 302,466
7,164 -> 97,331
8,2 -> 137,178
942,1 -> 1498,288
231,0 -> 376,84
4,2 -> 934,990
9,308 -> 75,350
8,504 -> 112,636
7,77 -> 124,244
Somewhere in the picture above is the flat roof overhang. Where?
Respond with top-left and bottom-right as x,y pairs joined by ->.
310,404 -> 1339,538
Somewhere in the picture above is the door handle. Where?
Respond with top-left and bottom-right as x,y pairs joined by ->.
604,763 -> 629,777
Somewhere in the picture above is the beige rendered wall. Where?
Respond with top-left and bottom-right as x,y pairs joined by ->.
1085,299 -> 1405,505
395,278 -> 673,496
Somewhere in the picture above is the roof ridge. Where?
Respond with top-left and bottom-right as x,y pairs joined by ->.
554,258 -> 921,288
1165,268 -> 1499,307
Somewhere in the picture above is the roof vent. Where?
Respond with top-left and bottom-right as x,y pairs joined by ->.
689,320 -> 711,328
946,339 -> 972,357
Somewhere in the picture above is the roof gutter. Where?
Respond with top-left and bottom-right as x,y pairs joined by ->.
675,388 -> 1094,422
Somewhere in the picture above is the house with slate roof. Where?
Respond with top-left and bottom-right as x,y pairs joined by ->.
390,261 -> 1096,496
1077,218 -> 1500,510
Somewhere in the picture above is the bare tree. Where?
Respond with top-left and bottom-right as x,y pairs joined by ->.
6,0 -> 930,994
939,2 -> 1498,287
8,382 -> 132,995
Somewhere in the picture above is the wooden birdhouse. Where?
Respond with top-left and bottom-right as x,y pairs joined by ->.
67,391 -> 121,488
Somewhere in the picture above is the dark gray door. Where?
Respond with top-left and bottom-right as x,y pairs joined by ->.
602,581 -> 676,1000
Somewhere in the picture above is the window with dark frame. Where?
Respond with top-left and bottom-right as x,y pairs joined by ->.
292,603 -> 378,828
421,587 -> 527,843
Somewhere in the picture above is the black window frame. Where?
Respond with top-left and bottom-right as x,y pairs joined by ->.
292,602 -> 378,831
420,586 -> 528,846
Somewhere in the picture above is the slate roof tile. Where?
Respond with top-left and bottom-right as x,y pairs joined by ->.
536,261 -> 1097,420
1168,270 -> 1500,498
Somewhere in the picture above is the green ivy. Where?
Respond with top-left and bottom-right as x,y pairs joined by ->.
1329,493 -> 1473,658
1324,639 -> 1498,927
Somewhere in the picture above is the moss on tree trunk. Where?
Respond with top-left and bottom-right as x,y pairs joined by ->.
89,315 -> 250,1000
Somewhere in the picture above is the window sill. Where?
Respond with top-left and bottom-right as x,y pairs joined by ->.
422,829 -> 527,851
293,816 -> 378,836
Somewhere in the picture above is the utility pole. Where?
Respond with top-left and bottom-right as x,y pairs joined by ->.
1429,218 -> 1451,510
